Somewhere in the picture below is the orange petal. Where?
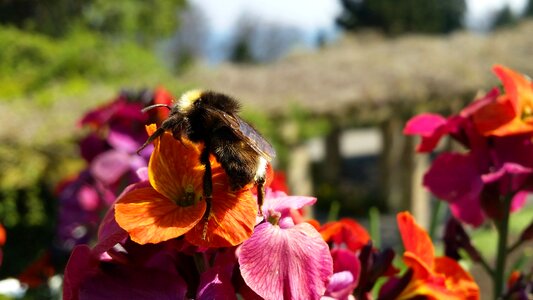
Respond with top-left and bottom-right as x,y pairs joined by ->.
149,131 -> 205,202
434,257 -> 480,300
398,278 -> 464,300
115,187 -> 206,244
472,95 -> 518,136
493,65 -> 533,114
186,169 -> 257,247
145,124 -> 157,136
399,254 -> 461,300
320,218 -> 370,251
0,223 -> 5,246
306,219 -> 321,231
397,212 -> 434,269
319,222 -> 343,242
403,252 -> 434,280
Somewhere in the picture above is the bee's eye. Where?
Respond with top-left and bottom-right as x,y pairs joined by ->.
194,98 -> 202,107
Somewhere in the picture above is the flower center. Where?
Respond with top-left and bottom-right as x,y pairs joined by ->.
522,105 -> 533,121
267,210 -> 281,225
177,184 -> 198,207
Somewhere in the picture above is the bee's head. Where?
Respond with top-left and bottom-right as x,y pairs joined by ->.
177,89 -> 204,114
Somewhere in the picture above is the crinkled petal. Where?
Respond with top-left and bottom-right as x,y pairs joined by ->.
238,222 -> 333,300
149,131 -> 205,202
115,187 -> 206,244
423,152 -> 483,203
186,179 -> 257,247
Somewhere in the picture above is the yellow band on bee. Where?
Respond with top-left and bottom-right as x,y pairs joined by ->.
178,89 -> 204,113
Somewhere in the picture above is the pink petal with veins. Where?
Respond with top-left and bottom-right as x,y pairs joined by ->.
238,222 -> 332,300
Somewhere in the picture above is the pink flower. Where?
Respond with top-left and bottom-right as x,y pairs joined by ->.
237,189 -> 333,299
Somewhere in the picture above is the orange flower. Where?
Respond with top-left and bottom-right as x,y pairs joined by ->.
319,218 -> 370,251
115,125 -> 257,247
396,212 -> 480,300
473,65 -> 533,136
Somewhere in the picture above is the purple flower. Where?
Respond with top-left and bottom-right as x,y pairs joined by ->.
237,190 -> 333,300
63,182 -> 187,300
56,171 -> 115,250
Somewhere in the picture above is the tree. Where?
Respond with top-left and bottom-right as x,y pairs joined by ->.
337,0 -> 466,35
525,0 -> 533,17
492,5 -> 518,29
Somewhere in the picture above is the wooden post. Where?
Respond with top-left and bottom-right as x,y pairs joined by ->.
404,135 -> 430,230
380,118 -> 407,212
380,117 -> 430,229
281,119 -> 314,217
287,144 -> 313,197
323,124 -> 342,186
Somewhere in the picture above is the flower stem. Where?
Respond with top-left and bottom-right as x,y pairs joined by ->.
493,195 -> 512,300
507,239 -> 523,255
428,199 -> 443,241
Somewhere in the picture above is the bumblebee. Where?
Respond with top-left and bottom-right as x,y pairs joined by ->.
139,90 -> 276,237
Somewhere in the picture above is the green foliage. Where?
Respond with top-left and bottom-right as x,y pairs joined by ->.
0,0 -> 85,37
82,0 -> 185,44
338,0 -> 466,35
0,26 -> 171,101
0,0 -> 184,41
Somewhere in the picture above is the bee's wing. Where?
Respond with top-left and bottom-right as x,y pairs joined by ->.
208,108 -> 276,160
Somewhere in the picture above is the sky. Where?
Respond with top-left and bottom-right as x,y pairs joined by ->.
466,0 -> 528,30
176,0 -> 529,63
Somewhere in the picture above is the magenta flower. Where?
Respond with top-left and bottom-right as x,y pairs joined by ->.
237,189 -> 333,300
322,248 -> 360,300
405,87 -> 533,226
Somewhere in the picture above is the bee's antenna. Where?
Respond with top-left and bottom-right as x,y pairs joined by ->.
142,104 -> 172,113
136,128 -> 165,155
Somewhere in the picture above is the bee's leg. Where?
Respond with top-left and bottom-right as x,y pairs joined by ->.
256,177 -> 266,210
200,145 -> 213,240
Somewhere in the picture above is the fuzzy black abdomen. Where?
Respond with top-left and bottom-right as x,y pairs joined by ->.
210,133 -> 260,190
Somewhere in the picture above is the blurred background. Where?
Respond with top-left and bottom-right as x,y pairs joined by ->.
1,0 -> 533,298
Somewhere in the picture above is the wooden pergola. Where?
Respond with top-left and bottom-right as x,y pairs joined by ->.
183,21 -> 533,227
